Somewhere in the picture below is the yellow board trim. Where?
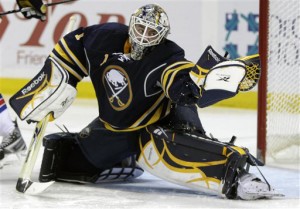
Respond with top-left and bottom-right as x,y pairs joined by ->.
0,77 -> 96,99
0,77 -> 257,109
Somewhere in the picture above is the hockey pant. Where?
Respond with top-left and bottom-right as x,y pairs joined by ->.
39,104 -> 203,183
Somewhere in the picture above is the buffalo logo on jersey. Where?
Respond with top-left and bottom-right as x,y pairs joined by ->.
103,66 -> 132,111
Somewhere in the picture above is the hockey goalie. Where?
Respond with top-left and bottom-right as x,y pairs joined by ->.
9,4 -> 282,200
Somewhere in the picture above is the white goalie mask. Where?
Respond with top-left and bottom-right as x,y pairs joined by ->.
128,4 -> 170,60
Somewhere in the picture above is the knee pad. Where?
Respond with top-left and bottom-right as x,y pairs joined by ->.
39,132 -> 143,184
39,132 -> 99,183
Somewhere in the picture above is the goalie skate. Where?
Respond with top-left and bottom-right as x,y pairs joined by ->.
237,172 -> 284,200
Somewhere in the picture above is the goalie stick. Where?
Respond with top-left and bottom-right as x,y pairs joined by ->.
0,0 -> 77,17
15,14 -> 77,195
16,114 -> 53,194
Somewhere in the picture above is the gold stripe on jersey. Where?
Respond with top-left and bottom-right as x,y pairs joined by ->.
161,61 -> 195,98
60,38 -> 88,76
102,93 -> 169,132
50,53 -> 83,81
102,119 -> 146,132
161,61 -> 191,83
131,93 -> 166,128
51,40 -> 85,80
53,43 -> 75,65
163,99 -> 172,118
165,63 -> 195,96
103,122 -> 134,132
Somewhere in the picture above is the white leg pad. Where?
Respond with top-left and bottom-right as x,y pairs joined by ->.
137,139 -> 223,196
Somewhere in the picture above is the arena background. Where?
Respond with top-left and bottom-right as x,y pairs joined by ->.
0,0 -> 259,109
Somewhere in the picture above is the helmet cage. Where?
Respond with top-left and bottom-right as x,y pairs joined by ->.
129,16 -> 169,47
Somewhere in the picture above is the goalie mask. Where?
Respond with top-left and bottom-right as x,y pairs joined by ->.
128,4 -> 170,60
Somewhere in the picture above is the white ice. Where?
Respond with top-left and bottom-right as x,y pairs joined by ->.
1,99 -> 299,209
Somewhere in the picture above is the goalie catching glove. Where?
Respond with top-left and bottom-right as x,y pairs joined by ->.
189,46 -> 260,107
9,57 -> 77,123
203,60 -> 246,92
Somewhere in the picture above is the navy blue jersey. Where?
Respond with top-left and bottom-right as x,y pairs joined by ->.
50,23 -> 196,131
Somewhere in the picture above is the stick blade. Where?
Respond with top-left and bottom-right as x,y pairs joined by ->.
16,178 -> 54,195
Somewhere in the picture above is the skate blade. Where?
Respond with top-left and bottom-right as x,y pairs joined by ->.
246,191 -> 285,198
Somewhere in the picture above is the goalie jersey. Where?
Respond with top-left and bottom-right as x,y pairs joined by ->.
50,23 -> 197,131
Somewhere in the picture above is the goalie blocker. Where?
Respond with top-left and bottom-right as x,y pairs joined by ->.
9,57 -> 77,123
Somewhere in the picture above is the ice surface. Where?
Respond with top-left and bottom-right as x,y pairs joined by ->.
1,99 -> 299,209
